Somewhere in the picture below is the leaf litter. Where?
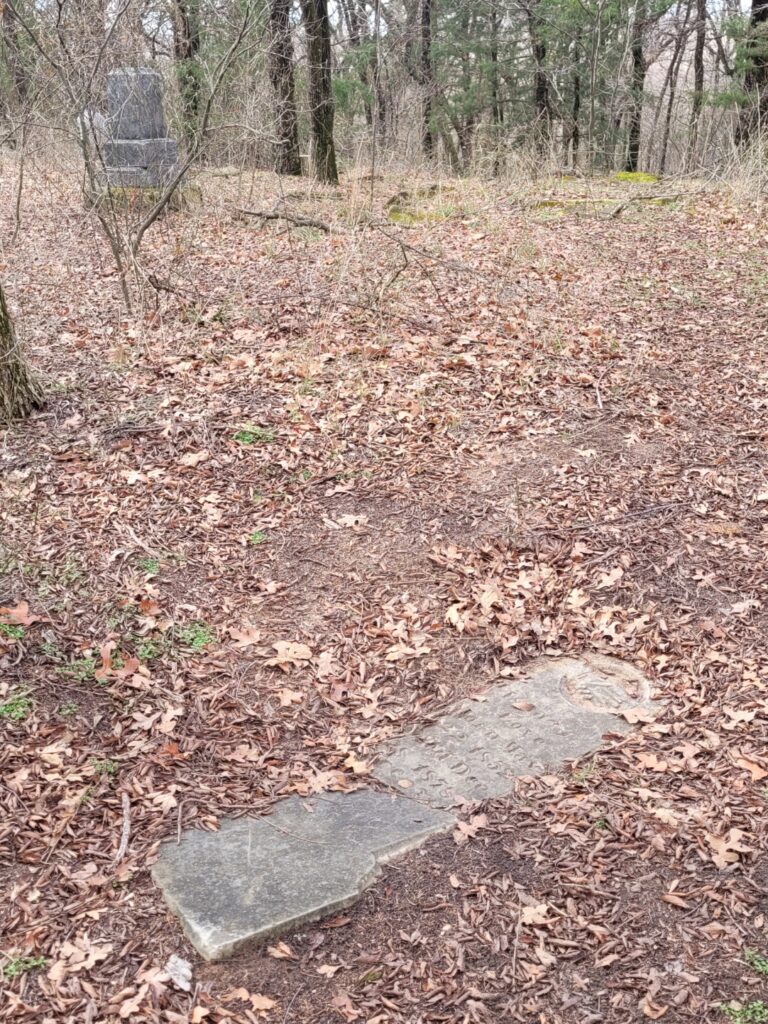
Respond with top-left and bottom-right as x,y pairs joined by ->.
1,172 -> 767,1021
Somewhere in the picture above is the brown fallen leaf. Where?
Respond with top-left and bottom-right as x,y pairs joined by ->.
706,827 -> 753,870
520,904 -> 551,926
622,707 -> 656,724
322,915 -> 351,929
228,624 -> 262,648
178,450 -> 210,467
250,994 -> 277,1012
222,988 -> 276,1013
267,941 -> 296,959
641,995 -> 669,1019
138,596 -> 162,617
661,892 -> 690,909
331,992 -> 360,1021
344,753 -> 370,774
278,687 -> 304,707
595,566 -> 624,590
596,953 -> 620,968
453,813 -> 489,845
0,600 -> 45,626
636,752 -> 668,772
222,988 -> 252,1002
266,640 -> 313,670
337,514 -> 369,529
730,598 -> 761,615
735,756 -> 768,781
48,935 -> 113,981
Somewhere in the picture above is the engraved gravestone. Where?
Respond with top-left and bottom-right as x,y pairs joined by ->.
372,654 -> 651,805
104,69 -> 179,187
152,655 -> 657,960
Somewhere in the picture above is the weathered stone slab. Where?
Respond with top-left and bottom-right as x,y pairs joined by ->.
152,790 -> 454,960
107,69 -> 167,140
102,165 -> 179,188
372,655 -> 652,805
104,138 -> 178,169
153,655 -> 655,959
103,68 -> 180,189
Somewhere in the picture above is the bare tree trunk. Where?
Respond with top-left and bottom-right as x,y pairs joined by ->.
371,0 -> 387,145
736,0 -> 768,145
269,0 -> 302,175
686,0 -> 706,168
526,0 -> 551,151
455,5 -> 477,172
658,2 -> 692,175
301,0 -> 339,183
2,0 -> 28,107
0,282 -> 42,423
173,0 -> 201,151
625,2 -> 647,172
420,0 -> 434,158
339,0 -> 373,126
565,30 -> 582,168
490,7 -> 502,173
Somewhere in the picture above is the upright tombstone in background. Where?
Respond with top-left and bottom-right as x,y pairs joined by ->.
104,69 -> 180,188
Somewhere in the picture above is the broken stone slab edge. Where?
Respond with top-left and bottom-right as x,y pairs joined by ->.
151,798 -> 456,961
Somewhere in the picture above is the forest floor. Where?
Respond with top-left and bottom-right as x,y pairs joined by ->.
1,163 -> 768,1024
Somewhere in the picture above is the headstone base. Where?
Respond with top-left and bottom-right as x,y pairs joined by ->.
104,165 -> 179,189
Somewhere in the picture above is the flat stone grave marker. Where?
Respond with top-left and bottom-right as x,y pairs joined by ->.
152,791 -> 454,961
152,654 -> 656,959
373,654 -> 649,805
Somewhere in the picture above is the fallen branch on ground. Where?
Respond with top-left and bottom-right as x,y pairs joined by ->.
115,791 -> 131,863
607,192 -> 687,218
233,207 -> 334,233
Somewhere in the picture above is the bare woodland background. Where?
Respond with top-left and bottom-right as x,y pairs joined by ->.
1,0 -> 768,185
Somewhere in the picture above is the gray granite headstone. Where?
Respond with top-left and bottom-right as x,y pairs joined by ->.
104,69 -> 179,188
152,655 -> 657,960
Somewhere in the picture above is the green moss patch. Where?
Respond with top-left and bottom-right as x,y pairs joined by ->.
388,206 -> 452,226
614,171 -> 659,184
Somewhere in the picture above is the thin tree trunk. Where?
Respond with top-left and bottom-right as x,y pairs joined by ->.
526,0 -> 551,151
269,0 -> 302,175
0,281 -> 42,423
173,0 -> 201,150
736,0 -> 768,145
420,0 -> 434,158
339,0 -> 373,127
301,0 -> 339,183
567,30 -> 582,168
625,2 -> 647,172
2,0 -> 28,107
587,0 -> 606,170
490,6 -> 502,173
371,0 -> 387,144
686,0 -> 706,168
658,3 -> 692,174
456,6 -> 476,171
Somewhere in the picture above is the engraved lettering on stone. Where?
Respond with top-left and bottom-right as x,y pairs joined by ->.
373,656 -> 654,807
